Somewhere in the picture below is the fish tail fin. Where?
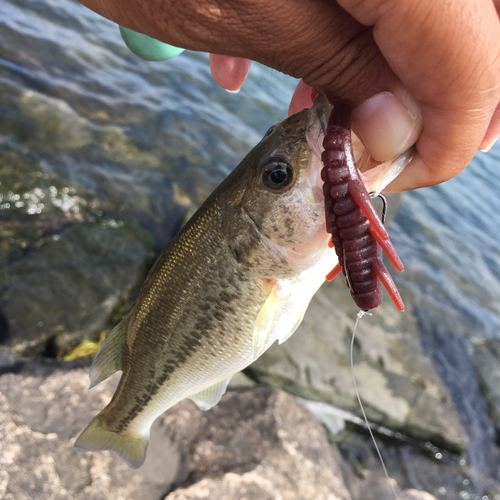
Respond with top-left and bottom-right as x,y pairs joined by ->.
74,414 -> 149,469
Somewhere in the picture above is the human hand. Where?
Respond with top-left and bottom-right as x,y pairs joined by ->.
77,0 -> 500,191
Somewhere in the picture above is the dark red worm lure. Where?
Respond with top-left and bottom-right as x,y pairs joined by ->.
321,105 -> 405,311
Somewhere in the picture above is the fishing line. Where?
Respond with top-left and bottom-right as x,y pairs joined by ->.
351,309 -> 401,500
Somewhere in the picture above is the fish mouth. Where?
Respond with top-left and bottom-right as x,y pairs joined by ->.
305,94 -> 330,202
305,94 -> 413,195
360,145 -> 416,195
306,93 -> 329,158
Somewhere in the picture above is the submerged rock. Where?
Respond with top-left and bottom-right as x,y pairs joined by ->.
473,339 -> 500,431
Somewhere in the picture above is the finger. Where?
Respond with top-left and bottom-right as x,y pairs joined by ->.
288,80 -> 315,116
79,0 -> 392,103
352,91 -> 421,162
79,0 -> 500,193
387,102 -> 495,192
209,54 -> 252,93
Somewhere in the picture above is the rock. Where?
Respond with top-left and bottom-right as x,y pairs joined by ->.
0,222 -> 150,356
342,469 -> 439,500
473,339 -> 500,430
162,388 -> 351,500
0,138 -> 164,356
15,90 -> 94,152
0,351 -> 351,500
1,349 -> 492,500
334,424 -> 500,500
246,277 -> 468,454
403,491 -> 439,500
0,353 -> 174,499
0,143 -> 91,268
414,314 -> 500,488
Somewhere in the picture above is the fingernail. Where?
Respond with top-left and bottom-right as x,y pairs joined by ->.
480,136 -> 498,153
353,92 -> 421,162
209,54 -> 251,93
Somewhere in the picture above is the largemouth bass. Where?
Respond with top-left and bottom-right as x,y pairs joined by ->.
74,94 -> 406,468
75,94 -> 335,468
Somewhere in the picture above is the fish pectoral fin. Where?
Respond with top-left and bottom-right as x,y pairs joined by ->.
89,315 -> 130,389
189,376 -> 232,411
253,280 -> 291,360
277,297 -> 311,345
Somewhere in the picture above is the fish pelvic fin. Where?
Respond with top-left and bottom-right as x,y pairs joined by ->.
74,414 -> 148,469
89,315 -> 130,389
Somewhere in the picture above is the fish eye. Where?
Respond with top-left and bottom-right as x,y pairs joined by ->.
261,158 -> 294,190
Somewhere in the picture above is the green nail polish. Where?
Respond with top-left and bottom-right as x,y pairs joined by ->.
119,25 -> 185,61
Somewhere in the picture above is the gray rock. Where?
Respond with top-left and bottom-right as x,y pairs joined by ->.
0,360 -> 173,499
162,388 -> 351,500
334,424 -> 500,500
0,349 -> 484,500
246,277 -> 468,454
474,339 -> 500,429
0,143 -> 92,269
345,473 -> 439,500
0,354 -> 352,500
0,222 -> 150,356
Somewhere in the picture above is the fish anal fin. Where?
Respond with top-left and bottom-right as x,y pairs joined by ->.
253,280 -> 290,359
74,413 -> 148,469
189,376 -> 232,411
89,316 -> 129,389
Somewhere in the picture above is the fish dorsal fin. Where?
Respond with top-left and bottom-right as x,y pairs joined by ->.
253,280 -> 291,360
189,376 -> 232,411
89,315 -> 130,389
277,297 -> 311,345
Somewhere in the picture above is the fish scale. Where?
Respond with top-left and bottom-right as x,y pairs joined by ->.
104,210 -> 267,432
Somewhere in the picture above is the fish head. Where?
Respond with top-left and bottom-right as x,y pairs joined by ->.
222,94 -> 332,278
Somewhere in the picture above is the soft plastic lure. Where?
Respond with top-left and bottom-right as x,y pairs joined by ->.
321,105 -> 405,311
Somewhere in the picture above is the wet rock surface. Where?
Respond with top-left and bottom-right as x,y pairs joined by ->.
474,339 -> 500,431
0,92 -> 191,356
1,222 -> 151,356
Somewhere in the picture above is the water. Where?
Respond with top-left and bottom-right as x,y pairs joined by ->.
1,0 -> 500,497
0,0 -> 293,251
392,150 -> 500,341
